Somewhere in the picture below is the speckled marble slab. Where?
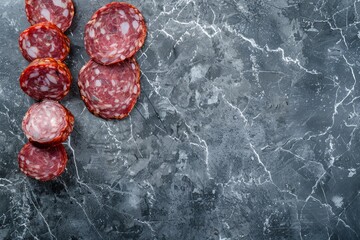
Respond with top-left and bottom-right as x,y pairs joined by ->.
0,0 -> 360,239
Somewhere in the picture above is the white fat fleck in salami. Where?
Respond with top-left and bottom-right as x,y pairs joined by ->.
63,9 -> 69,17
84,2 -> 147,65
120,22 -> 130,35
27,47 -> 39,59
53,0 -> 67,8
18,142 -> 68,181
25,0 -> 74,32
95,80 -> 102,87
19,58 -> 72,101
22,100 -> 74,146
89,28 -> 95,38
41,8 -> 51,21
132,20 -> 139,29
78,58 -> 141,119
40,86 -> 49,91
29,72 -> 39,78
46,73 -> 58,84
19,22 -> 70,62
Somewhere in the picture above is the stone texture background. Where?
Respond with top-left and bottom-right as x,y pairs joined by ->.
0,0 -> 360,239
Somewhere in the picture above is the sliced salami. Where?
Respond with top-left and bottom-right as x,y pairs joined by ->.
78,58 -> 141,119
18,142 -> 68,181
19,58 -> 72,101
25,0 -> 75,32
19,22 -> 70,62
84,2 -> 147,65
22,100 -> 75,146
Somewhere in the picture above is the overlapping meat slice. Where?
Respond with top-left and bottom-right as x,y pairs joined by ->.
19,58 -> 72,101
22,100 -> 74,146
84,2 -> 147,65
18,142 -> 68,181
25,0 -> 75,32
19,22 -> 70,62
78,58 -> 140,119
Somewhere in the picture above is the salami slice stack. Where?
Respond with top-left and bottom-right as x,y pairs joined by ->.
15,1 -> 148,181
80,2 -> 147,119
19,0 -> 75,100
17,0 -> 76,181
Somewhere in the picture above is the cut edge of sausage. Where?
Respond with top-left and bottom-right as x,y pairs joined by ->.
84,2 -> 147,65
18,22 -> 70,62
19,58 -> 72,101
18,142 -> 68,181
25,0 -> 75,32
78,58 -> 141,120
22,100 -> 75,146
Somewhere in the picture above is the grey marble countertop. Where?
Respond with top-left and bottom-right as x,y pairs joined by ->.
1,0 -> 360,239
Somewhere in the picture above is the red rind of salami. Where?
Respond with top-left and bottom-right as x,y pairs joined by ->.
84,2 -> 147,65
22,100 -> 75,146
25,0 -> 75,32
19,22 -> 70,62
18,142 -> 68,181
78,58 -> 141,119
19,58 -> 72,101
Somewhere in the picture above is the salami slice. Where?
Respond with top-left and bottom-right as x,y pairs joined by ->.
84,2 -> 147,65
19,22 -> 70,62
78,58 -> 140,119
19,58 -> 72,101
25,0 -> 75,32
18,142 -> 68,181
22,100 -> 75,146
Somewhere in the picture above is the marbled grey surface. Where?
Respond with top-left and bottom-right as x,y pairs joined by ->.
1,0 -> 360,239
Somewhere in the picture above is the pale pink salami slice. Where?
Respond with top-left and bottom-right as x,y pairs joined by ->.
84,2 -> 147,65
78,58 -> 141,119
25,0 -> 75,32
22,100 -> 75,146
18,142 -> 68,181
19,22 -> 70,62
19,58 -> 72,101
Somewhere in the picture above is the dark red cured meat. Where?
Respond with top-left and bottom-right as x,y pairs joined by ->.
25,0 -> 74,32
19,22 -> 70,62
19,58 -> 72,101
78,58 -> 140,119
18,142 -> 68,181
84,2 -> 147,65
22,100 -> 75,146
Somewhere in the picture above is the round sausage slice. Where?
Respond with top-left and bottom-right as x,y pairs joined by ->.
78,58 -> 140,119
19,58 -> 72,101
18,142 -> 68,181
19,22 -> 70,62
25,0 -> 75,32
22,100 -> 74,146
84,2 -> 147,65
